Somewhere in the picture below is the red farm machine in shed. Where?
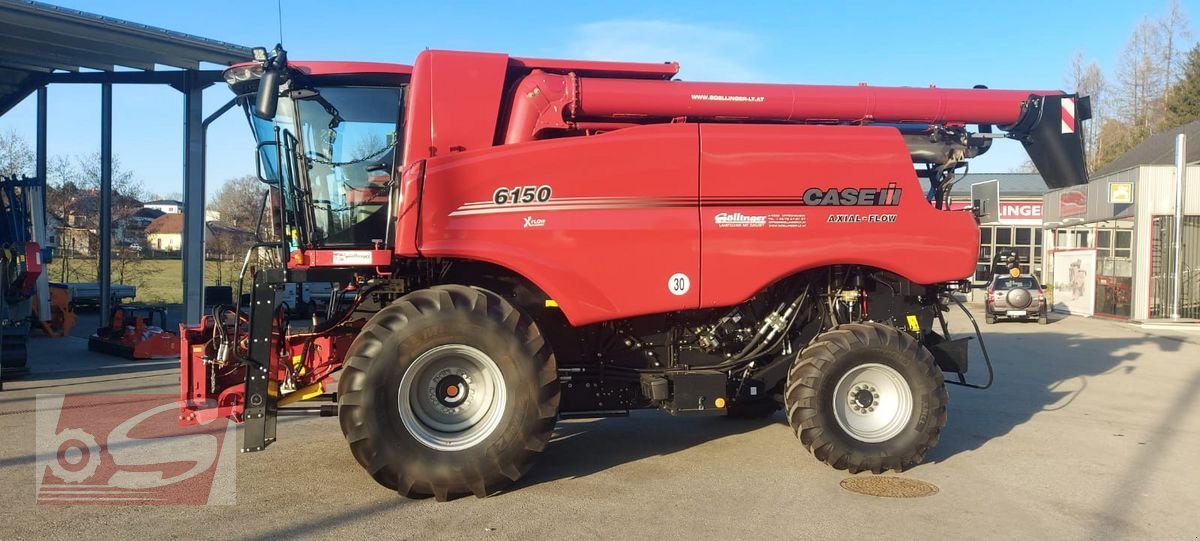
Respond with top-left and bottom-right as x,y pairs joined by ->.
180,47 -> 1089,500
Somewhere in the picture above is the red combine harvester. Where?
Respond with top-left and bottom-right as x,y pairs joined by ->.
181,47 -> 1089,500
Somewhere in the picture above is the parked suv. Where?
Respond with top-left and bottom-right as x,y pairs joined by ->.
985,274 -> 1048,324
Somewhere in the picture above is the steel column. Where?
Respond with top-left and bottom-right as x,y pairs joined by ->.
99,82 -> 112,326
1171,134 -> 1186,320
182,72 -> 205,324
33,87 -> 49,323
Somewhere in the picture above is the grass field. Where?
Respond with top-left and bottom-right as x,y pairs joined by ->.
46,256 -> 250,304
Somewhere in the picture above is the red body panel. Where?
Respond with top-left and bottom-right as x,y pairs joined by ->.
411,122 -> 977,325
698,124 -> 977,307
417,124 -> 701,325
402,51 -> 511,163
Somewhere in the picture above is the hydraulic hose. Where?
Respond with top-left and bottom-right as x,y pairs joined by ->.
942,293 -> 995,390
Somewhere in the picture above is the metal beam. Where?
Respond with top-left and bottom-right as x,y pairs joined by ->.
0,3 -> 250,66
182,71 -> 205,324
0,35 -> 152,71
0,12 -> 208,70
0,51 -> 79,73
34,86 -> 50,326
45,70 -> 225,86
0,23 -> 181,71
0,36 -> 113,72
0,60 -> 55,73
99,82 -> 112,326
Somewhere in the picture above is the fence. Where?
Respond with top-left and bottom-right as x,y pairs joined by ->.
1150,216 -> 1200,319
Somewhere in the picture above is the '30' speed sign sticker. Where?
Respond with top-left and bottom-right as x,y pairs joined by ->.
668,273 -> 690,296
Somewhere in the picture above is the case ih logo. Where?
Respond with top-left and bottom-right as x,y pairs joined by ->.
802,184 -> 901,206
35,394 -> 236,505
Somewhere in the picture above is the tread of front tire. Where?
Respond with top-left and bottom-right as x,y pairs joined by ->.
784,322 -> 947,474
337,285 -> 559,500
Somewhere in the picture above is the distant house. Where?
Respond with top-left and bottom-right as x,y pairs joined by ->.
114,207 -> 165,246
61,189 -> 142,230
205,221 -> 254,257
145,213 -> 183,251
143,199 -> 183,214
58,225 -> 96,256
143,213 -> 253,255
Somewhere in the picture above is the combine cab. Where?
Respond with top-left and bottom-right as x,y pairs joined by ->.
181,47 -> 1089,499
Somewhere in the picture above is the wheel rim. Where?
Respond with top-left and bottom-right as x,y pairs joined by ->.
398,344 -> 507,451
832,363 -> 913,443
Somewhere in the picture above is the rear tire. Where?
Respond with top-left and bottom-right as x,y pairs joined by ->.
338,285 -> 559,500
784,323 -> 947,474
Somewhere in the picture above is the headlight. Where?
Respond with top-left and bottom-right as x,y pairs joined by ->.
223,64 -> 265,85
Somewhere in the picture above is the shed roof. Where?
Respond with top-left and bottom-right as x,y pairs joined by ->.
1094,120 -> 1200,177
0,0 -> 252,114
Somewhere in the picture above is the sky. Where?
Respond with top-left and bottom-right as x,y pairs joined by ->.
0,0 -> 1196,199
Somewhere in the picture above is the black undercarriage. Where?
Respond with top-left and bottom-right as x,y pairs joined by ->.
309,261 -> 972,417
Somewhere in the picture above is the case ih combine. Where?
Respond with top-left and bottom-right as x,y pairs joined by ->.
181,47 -> 1089,500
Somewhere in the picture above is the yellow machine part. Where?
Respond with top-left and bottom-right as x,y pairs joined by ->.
278,382 -> 325,407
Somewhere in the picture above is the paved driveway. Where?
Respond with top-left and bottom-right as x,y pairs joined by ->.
1,306 -> 1197,539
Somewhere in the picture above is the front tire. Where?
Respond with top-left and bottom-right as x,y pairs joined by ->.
784,323 -> 947,474
338,285 -> 559,500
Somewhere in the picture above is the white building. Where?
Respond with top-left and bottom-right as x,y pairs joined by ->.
142,199 -> 183,214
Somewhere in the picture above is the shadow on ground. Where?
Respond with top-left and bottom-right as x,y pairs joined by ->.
927,323 -> 1181,462
514,412 -> 779,492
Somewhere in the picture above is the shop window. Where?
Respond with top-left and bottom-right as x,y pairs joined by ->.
1016,227 -> 1032,245
975,264 -> 990,282
1035,229 -> 1043,245
996,227 -> 1012,244
1115,230 -> 1132,259
980,227 -> 992,244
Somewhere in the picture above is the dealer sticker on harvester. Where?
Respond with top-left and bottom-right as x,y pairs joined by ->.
713,212 -> 807,228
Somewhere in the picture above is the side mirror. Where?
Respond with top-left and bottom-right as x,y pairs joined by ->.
254,45 -> 287,120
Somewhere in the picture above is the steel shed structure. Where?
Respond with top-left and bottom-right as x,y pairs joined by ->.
0,0 -> 252,325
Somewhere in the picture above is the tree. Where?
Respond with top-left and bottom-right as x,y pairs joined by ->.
1115,18 -> 1167,139
1162,44 -> 1200,129
49,152 -> 144,201
0,130 -> 33,179
210,175 -> 266,229
1067,51 -> 1107,172
1159,0 -> 1193,96
46,152 -> 146,228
